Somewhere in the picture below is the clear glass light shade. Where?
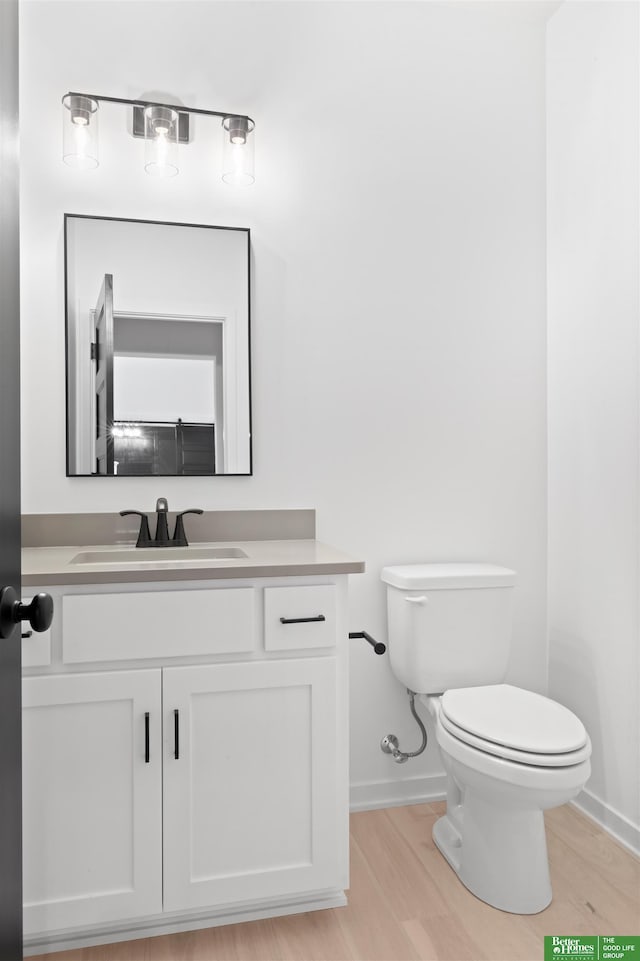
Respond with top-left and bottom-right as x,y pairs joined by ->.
222,116 -> 255,186
144,105 -> 179,177
62,95 -> 99,169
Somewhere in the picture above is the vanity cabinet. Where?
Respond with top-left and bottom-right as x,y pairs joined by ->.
23,670 -> 163,933
21,576 -> 350,955
163,657 -> 339,912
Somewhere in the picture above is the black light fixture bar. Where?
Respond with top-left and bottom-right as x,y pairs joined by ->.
62,91 -> 254,126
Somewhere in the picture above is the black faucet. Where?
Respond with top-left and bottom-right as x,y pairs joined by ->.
154,497 -> 170,545
120,499 -> 203,548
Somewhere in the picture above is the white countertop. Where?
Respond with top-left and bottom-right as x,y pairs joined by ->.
22,539 -> 365,586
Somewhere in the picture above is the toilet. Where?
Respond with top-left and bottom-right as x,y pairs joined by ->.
381,562 -> 591,915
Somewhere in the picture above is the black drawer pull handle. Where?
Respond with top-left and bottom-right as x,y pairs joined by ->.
279,615 -> 326,625
144,712 -> 150,763
174,709 -> 180,760
21,631 -> 33,639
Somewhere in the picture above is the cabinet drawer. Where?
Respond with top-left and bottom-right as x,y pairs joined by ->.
264,585 -> 336,651
62,589 -> 256,663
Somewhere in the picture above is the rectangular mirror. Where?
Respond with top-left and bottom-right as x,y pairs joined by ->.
65,214 -> 251,476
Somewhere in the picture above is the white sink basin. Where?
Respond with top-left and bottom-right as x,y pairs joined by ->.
71,547 -> 248,565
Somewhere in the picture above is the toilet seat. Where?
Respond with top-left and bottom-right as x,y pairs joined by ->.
440,684 -> 591,767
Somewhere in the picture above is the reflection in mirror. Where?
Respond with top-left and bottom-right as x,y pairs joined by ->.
65,215 -> 251,476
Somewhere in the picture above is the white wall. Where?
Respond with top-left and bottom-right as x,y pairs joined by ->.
20,1 -> 550,805
113,356 -> 215,423
547,1 -> 640,851
66,217 -> 248,321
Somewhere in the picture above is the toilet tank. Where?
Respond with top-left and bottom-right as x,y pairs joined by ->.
381,563 -> 517,694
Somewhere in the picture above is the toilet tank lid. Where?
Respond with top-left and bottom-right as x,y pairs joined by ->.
380,563 -> 517,590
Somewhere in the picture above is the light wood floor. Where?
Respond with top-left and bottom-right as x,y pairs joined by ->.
31,802 -> 640,961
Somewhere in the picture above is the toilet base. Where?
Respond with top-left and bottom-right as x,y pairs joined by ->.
432,795 -> 552,915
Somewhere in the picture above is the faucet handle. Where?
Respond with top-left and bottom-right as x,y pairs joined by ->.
120,510 -> 153,548
172,509 -> 204,547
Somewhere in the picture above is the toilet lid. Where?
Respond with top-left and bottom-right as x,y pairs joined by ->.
440,684 -> 589,762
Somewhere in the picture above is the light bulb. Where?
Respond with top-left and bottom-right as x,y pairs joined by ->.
144,105 -> 179,177
62,95 -> 99,169
222,116 -> 255,186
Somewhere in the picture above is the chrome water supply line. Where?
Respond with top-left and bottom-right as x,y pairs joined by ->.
381,689 -> 428,763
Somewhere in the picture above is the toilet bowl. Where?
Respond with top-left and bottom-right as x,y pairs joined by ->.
381,563 -> 592,914
421,685 -> 591,914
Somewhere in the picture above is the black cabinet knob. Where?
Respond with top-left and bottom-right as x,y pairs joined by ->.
0,587 -> 54,640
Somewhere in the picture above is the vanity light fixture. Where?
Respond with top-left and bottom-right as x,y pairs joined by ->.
112,424 -> 143,439
61,92 -> 255,185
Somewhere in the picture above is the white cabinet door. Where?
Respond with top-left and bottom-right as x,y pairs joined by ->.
23,670 -> 162,934
163,658 -> 341,912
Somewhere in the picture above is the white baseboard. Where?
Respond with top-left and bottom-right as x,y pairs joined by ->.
349,774 -> 447,812
349,778 -> 639,860
23,890 -> 348,957
571,788 -> 640,857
